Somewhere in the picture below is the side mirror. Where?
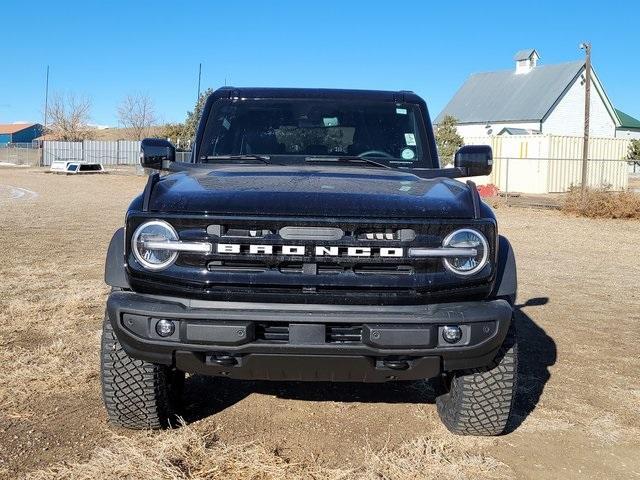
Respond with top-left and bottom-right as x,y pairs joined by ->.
454,145 -> 493,176
140,138 -> 175,170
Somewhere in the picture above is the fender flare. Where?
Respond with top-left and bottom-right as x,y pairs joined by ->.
492,235 -> 517,305
104,228 -> 130,289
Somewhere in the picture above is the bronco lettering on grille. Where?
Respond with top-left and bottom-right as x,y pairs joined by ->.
216,244 -> 404,257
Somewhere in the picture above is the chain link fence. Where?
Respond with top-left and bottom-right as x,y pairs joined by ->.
472,156 -> 638,209
0,143 -> 40,166
0,141 -> 191,168
1,141 -> 635,199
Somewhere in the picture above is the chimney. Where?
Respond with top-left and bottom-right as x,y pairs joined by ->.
514,49 -> 540,74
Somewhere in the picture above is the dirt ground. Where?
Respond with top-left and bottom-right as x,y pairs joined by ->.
0,168 -> 638,479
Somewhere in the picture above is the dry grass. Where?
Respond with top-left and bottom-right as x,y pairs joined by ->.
0,274 -> 104,415
27,422 -> 510,480
562,186 -> 640,219
1,169 -> 640,479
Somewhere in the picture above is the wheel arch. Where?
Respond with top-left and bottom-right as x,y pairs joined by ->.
492,235 -> 517,304
105,227 -> 130,289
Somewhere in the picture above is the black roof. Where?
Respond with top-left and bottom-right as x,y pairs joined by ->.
213,86 -> 421,103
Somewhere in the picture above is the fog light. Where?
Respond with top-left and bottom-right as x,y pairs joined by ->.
156,319 -> 175,337
442,325 -> 462,344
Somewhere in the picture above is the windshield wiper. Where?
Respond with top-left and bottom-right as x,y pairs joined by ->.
200,154 -> 272,165
305,156 -> 394,170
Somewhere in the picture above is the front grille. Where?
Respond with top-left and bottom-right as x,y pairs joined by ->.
255,323 -> 363,344
127,215 -> 497,304
327,325 -> 362,343
189,219 -> 453,278
255,323 -> 289,342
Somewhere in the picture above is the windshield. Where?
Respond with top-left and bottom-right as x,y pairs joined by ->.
198,98 -> 432,168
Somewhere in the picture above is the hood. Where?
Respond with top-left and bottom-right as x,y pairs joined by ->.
147,165 -> 476,219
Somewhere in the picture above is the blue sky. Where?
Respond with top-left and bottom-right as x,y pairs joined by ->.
1,0 -> 639,126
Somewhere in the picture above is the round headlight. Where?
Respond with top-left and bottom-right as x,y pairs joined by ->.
131,220 -> 179,271
442,228 -> 489,276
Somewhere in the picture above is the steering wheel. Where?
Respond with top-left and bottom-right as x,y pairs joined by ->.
358,150 -> 394,159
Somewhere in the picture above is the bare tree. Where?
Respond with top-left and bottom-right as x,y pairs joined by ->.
46,93 -> 92,141
117,93 -> 157,140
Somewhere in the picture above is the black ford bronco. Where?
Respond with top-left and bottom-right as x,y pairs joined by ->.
102,87 -> 518,435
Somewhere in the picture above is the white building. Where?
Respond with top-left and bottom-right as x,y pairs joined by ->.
436,49 -> 631,139
615,109 -> 640,140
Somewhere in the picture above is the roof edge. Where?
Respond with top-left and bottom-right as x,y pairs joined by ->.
614,108 -> 640,129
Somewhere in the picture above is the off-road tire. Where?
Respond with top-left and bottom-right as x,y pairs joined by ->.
101,313 -> 184,429
436,320 -> 517,436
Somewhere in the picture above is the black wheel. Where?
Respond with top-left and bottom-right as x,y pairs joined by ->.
436,320 -> 518,436
100,312 -> 184,429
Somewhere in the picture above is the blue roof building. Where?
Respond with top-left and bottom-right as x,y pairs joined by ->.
0,123 -> 44,145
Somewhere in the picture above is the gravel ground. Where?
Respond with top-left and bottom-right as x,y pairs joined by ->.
0,168 -> 638,479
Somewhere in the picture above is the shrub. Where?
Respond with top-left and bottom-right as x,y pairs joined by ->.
562,186 -> 640,219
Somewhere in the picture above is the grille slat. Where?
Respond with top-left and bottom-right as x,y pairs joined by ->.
327,325 -> 363,343
255,323 -> 363,344
208,260 -> 268,273
255,324 -> 289,342
354,265 -> 414,275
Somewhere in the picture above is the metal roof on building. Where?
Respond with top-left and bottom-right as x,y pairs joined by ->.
497,127 -> 541,136
0,123 -> 38,134
615,109 -> 640,129
513,49 -> 538,61
435,60 -> 585,124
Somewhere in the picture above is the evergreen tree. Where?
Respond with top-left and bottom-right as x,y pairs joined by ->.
435,115 -> 464,166
184,88 -> 214,142
161,122 -> 189,149
628,139 -> 640,161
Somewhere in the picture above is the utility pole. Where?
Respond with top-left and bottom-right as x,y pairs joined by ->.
197,63 -> 202,102
43,65 -> 50,132
580,42 -> 591,191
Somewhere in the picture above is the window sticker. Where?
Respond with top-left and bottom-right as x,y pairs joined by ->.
396,108 -> 407,115
404,133 -> 416,146
323,117 -> 339,127
222,118 -> 231,130
401,148 -> 415,160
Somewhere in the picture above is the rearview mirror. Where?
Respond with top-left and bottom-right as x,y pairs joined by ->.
454,145 -> 493,177
140,138 -> 175,170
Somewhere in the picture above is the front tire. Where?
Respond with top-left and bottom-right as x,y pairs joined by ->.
100,313 -> 184,429
436,320 -> 518,436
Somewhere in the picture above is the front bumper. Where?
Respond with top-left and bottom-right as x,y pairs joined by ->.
107,291 -> 512,382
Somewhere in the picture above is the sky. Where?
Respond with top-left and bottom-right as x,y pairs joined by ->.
1,0 -> 639,127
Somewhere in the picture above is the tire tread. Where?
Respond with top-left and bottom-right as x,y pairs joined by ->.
436,321 -> 518,436
100,313 -> 181,429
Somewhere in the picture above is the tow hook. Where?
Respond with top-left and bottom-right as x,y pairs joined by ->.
210,355 -> 237,367
382,359 -> 410,370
